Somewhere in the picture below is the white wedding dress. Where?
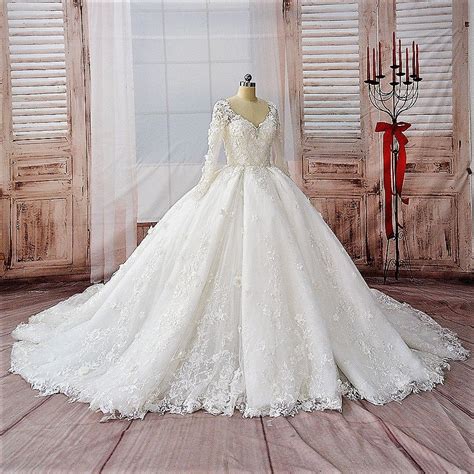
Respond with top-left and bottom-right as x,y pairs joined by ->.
11,99 -> 468,420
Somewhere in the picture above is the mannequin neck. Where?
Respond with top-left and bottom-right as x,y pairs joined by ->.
237,85 -> 257,102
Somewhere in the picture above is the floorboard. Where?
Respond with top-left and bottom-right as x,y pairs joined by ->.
102,413 -> 271,473
1,278 -> 472,473
2,395 -> 129,473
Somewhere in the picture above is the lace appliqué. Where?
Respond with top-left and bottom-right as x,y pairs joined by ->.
194,99 -> 291,198
195,100 -> 229,197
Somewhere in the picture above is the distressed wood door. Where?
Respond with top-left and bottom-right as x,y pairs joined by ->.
389,0 -> 472,274
289,0 -> 382,273
0,0 -> 88,279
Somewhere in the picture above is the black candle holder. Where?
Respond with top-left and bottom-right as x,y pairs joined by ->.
364,65 -> 422,282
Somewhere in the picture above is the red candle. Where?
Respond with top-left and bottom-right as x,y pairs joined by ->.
405,47 -> 409,80
392,32 -> 396,66
372,47 -> 376,81
398,38 -> 401,67
378,41 -> 382,76
412,41 -> 415,76
367,46 -> 370,80
416,44 -> 420,77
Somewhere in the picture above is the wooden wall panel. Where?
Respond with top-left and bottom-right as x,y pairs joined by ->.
137,222 -> 154,245
405,136 -> 453,174
311,196 -> 365,262
12,196 -> 72,267
400,195 -> 457,267
13,156 -> 71,182
303,138 -> 363,179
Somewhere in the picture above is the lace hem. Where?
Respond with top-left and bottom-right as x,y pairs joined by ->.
9,286 -> 469,421
9,346 -> 467,422
371,289 -> 470,361
339,359 -> 450,405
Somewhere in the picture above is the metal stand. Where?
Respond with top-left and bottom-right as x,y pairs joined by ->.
364,62 -> 422,282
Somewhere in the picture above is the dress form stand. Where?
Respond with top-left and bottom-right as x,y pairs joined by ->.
227,74 -> 269,127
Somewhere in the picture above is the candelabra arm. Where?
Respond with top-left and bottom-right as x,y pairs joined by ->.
396,82 -> 419,119
369,84 -> 394,119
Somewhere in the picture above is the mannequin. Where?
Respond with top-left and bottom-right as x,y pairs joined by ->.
227,74 -> 269,128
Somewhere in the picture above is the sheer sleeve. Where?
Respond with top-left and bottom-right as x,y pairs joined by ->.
272,107 -> 291,177
195,100 -> 227,196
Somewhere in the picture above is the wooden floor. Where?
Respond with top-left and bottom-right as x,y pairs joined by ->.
1,278 -> 472,473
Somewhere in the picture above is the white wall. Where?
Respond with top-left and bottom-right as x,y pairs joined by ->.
131,0 -> 253,222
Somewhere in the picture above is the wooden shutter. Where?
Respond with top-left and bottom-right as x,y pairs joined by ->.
0,0 -> 89,279
301,0 -> 361,138
396,0 -> 453,136
294,0 -> 379,270
7,0 -> 69,140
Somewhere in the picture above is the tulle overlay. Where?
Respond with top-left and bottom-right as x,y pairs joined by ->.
11,101 -> 468,420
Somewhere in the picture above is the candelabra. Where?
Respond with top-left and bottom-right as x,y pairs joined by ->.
364,34 -> 422,281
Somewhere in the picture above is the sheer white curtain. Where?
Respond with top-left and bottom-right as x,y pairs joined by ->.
87,0 -> 138,282
131,0 -> 293,223
249,0 -> 295,165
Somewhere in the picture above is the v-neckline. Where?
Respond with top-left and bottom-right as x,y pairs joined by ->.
224,98 -> 272,130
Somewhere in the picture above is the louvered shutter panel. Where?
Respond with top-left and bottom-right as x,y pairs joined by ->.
396,0 -> 453,136
6,0 -> 68,140
301,0 -> 361,138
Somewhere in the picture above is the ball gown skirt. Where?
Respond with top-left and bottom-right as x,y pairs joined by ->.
10,99 -> 469,420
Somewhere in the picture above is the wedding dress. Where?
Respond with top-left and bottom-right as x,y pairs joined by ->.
11,99 -> 468,420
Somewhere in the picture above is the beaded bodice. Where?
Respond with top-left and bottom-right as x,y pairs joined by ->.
196,99 -> 289,195
221,99 -> 276,167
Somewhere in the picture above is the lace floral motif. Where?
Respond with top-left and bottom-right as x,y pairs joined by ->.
195,100 -> 229,196
10,100 -> 469,421
272,107 -> 290,177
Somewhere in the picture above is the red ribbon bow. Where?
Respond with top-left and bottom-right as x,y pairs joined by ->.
375,121 -> 411,239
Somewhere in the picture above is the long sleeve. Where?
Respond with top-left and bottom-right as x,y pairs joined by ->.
195,100 -> 227,196
272,108 -> 291,177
